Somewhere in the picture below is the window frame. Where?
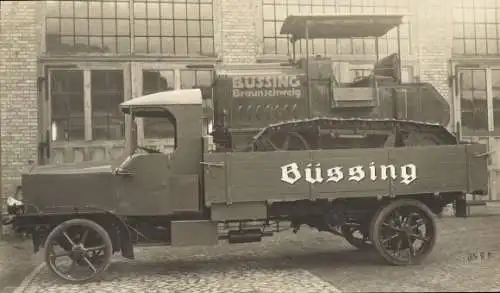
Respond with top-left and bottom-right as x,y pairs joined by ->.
452,0 -> 500,56
45,63 -> 130,144
348,63 -> 414,83
455,65 -> 500,137
42,0 -> 217,57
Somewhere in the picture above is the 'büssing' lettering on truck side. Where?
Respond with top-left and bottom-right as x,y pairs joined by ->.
280,162 -> 417,185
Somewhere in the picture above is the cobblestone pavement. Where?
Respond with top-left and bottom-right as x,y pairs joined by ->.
285,215 -> 500,292
22,238 -> 341,293
0,236 -> 42,293
13,207 -> 500,293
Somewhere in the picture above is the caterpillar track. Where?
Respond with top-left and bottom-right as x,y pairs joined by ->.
228,117 -> 459,152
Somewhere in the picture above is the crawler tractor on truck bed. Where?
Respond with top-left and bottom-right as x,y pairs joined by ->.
3,14 -> 489,283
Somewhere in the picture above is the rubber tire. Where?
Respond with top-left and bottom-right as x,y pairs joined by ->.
341,225 -> 373,250
44,218 -> 113,283
369,199 -> 437,266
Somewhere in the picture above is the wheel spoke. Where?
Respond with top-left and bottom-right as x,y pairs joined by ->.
382,233 -> 398,244
282,136 -> 290,150
265,137 -> 279,151
393,237 -> 403,256
403,213 -> 414,225
406,234 -> 414,264
82,256 -> 97,273
62,231 -> 76,246
346,222 -> 362,227
383,222 -> 404,232
410,218 -> 425,230
393,209 -> 403,225
85,245 -> 105,252
408,232 -> 430,242
80,229 -> 89,245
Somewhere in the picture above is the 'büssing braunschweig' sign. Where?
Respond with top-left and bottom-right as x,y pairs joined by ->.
232,75 -> 302,99
280,162 -> 417,185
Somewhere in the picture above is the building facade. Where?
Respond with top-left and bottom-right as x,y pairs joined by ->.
1,0 -> 500,202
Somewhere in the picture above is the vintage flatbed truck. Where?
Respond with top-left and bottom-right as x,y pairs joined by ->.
2,14 -> 489,283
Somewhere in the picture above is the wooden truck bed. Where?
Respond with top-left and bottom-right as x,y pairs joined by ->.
202,144 -> 487,220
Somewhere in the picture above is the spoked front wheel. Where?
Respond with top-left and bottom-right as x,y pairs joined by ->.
370,199 -> 437,266
44,218 -> 113,283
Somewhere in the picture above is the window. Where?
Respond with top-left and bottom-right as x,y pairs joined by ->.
50,70 -> 85,141
349,68 -> 373,82
348,66 -> 413,82
262,0 -> 411,56
45,0 -> 215,56
91,70 -> 125,140
460,69 -> 488,135
50,69 -> 125,142
180,69 -> 214,126
45,0 -> 131,53
492,69 -> 500,132
180,69 -> 213,100
142,70 -> 176,139
142,69 -> 214,139
133,0 -> 214,55
453,0 -> 500,55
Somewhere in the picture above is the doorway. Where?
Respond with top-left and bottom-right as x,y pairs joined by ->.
42,64 -> 129,165
456,66 -> 500,201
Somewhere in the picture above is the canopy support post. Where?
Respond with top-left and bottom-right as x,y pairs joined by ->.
396,24 -> 403,85
392,24 -> 403,146
305,20 -> 311,118
391,24 -> 404,121
374,37 -> 380,110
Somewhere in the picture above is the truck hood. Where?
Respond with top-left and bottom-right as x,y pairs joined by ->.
25,161 -> 114,175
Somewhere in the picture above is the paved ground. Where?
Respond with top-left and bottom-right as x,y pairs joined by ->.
4,205 -> 500,293
0,236 -> 42,293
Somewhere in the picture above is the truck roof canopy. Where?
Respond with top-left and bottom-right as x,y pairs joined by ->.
280,14 -> 404,40
120,89 -> 202,113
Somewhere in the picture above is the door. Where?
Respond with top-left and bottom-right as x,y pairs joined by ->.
132,63 -> 214,153
44,65 -> 129,165
456,67 -> 500,201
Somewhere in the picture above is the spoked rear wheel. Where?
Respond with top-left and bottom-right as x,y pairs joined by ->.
370,199 -> 437,266
44,218 -> 113,283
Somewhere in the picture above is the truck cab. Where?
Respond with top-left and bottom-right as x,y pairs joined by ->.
107,89 -> 207,216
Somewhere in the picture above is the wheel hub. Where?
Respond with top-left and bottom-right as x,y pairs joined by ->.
70,244 -> 87,259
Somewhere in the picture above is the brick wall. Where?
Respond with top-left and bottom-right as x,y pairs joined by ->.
218,0 -> 259,64
0,1 -> 42,202
412,0 -> 454,101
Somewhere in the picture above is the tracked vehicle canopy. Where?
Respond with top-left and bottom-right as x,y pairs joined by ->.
280,14 -> 404,40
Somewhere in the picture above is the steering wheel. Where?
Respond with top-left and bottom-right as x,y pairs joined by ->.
262,132 -> 311,151
134,146 -> 160,154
